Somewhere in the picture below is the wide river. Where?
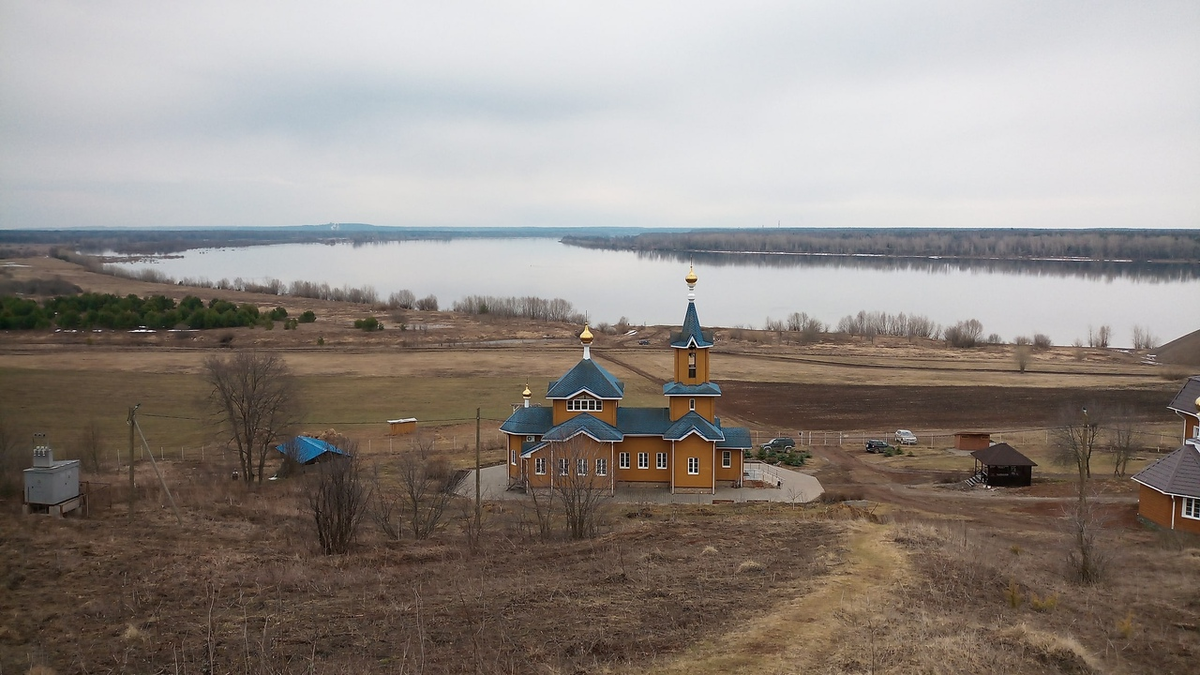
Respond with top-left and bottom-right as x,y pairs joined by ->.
108,238 -> 1198,348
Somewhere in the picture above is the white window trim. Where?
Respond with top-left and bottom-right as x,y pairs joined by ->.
656,452 -> 668,470
1183,496 -> 1200,520
689,398 -> 696,411
567,396 -> 602,412
558,458 -> 569,476
637,452 -> 650,469
687,457 -> 700,475
510,450 -> 517,465
534,458 -> 546,475
596,458 -> 607,476
576,458 -> 588,476
619,452 -> 630,469
722,450 -> 732,468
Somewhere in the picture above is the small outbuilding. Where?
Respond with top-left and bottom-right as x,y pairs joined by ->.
388,418 -> 418,436
970,443 -> 1036,487
275,436 -> 349,465
1131,439 -> 1200,534
955,432 -> 992,451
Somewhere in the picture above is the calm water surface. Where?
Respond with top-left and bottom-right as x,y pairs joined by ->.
110,239 -> 1199,348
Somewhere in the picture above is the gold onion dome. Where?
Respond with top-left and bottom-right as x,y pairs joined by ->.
580,324 -> 594,345
1194,395 -> 1200,412
522,385 -> 532,398
685,265 -> 698,285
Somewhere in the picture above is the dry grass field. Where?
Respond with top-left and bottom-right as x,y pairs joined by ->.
2,256 -> 1199,674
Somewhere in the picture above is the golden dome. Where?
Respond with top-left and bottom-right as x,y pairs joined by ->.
522,385 -> 532,398
685,265 -> 698,285
1194,395 -> 1200,412
580,324 -> 594,345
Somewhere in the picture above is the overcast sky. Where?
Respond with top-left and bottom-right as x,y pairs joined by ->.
2,1 -> 1197,230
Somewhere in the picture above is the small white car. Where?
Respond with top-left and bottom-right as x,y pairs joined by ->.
895,429 -> 918,445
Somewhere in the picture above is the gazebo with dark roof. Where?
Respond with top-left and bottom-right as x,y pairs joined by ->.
970,443 -> 1037,487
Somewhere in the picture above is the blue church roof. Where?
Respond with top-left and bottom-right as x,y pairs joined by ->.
499,406 -> 554,435
663,381 -> 722,397
617,407 -> 672,435
716,427 -> 752,449
546,358 -> 624,399
542,413 -> 624,443
663,411 -> 725,442
670,301 -> 713,348
275,436 -> 348,464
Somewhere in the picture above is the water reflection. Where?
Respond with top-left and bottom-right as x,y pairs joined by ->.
617,248 -> 1199,283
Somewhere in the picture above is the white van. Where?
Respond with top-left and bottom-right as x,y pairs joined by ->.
895,429 -> 918,445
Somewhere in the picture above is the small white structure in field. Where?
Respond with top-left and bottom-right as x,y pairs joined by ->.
24,443 -> 82,517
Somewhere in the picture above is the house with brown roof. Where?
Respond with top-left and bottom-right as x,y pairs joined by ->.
1131,439 -> 1200,534
1131,377 -> 1200,534
968,443 -> 1036,487
1166,375 -> 1200,441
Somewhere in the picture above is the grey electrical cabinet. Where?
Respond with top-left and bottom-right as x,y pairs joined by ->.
24,446 -> 80,506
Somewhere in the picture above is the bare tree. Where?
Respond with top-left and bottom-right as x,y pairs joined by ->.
1106,411 -> 1139,478
203,351 -> 302,483
79,420 -> 104,473
308,453 -> 370,555
552,437 -> 612,540
396,434 -> 466,540
1053,406 -> 1109,584
1014,345 -> 1030,373
1131,325 -> 1158,350
1052,405 -> 1101,485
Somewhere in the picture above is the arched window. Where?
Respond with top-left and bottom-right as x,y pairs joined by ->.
688,350 -> 697,378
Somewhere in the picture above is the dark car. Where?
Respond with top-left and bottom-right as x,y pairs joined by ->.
865,439 -> 893,453
762,437 -> 796,452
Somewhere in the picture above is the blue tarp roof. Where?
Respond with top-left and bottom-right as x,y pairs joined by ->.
275,436 -> 348,464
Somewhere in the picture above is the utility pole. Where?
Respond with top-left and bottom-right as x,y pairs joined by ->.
475,407 -> 482,532
127,404 -> 139,522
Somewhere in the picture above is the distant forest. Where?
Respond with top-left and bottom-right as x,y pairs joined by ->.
0,225 -> 666,256
562,228 -> 1200,263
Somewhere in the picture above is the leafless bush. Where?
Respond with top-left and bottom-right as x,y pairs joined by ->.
944,319 -> 984,348
395,435 -> 465,539
79,420 -> 104,473
986,333 -> 1003,344
1105,411 -> 1139,477
1033,333 -> 1053,349
386,289 -> 416,309
1014,335 -> 1032,346
553,438 -> 612,540
415,294 -> 439,311
1131,324 -> 1158,350
1014,345 -> 1030,373
308,455 -> 370,555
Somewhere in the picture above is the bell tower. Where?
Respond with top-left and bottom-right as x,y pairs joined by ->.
666,265 -> 718,422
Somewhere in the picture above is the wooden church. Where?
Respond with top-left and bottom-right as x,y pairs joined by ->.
500,267 -> 751,494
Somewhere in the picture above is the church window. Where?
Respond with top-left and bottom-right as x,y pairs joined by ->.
567,396 -> 602,411
576,458 -> 588,475
558,458 -> 569,476
688,350 -> 696,378
619,452 -> 630,469
637,452 -> 649,469
656,452 -> 667,469
722,450 -> 732,468
689,398 -> 696,411
535,458 -> 546,475
596,458 -> 608,476
687,457 -> 700,474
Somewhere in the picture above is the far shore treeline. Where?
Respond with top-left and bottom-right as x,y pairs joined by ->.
1,226 -> 1196,262
561,228 -> 1200,263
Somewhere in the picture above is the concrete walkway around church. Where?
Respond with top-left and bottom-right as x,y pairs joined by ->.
458,463 -> 824,505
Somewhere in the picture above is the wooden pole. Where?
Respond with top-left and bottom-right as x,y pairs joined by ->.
135,420 -> 183,526
475,407 -> 482,532
127,405 -> 137,522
